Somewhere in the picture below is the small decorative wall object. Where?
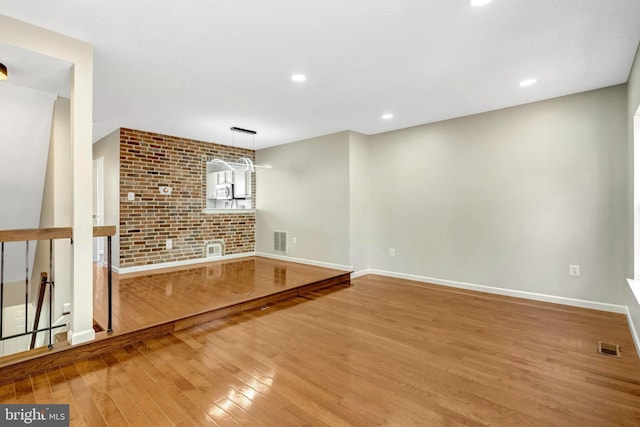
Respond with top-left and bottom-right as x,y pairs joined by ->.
159,186 -> 172,195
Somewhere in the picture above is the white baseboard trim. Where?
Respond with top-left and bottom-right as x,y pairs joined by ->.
624,306 -> 640,358
116,252 -> 256,275
255,252 -> 353,272
351,270 -> 370,279
67,328 -> 95,345
357,269 -> 628,314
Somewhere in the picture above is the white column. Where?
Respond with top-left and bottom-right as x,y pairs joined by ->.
68,59 -> 95,345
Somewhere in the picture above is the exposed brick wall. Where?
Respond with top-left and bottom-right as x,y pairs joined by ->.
119,128 -> 256,268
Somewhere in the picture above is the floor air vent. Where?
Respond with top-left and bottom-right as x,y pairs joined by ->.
274,231 -> 287,253
597,341 -> 621,357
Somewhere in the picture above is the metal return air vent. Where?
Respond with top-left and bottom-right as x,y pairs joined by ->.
597,341 -> 621,357
274,231 -> 287,253
205,241 -> 223,258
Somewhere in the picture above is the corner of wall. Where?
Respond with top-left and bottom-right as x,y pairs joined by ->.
625,40 -> 640,355
255,131 -> 351,266
348,131 -> 371,272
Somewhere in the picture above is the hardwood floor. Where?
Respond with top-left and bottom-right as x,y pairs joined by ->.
0,257 -> 348,384
3,274 -> 640,426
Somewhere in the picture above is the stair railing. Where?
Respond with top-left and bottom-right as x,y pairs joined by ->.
0,225 -> 116,354
0,227 -> 72,351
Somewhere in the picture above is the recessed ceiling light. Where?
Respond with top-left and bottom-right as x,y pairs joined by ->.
470,0 -> 493,7
382,113 -> 393,120
0,63 -> 7,80
519,78 -> 537,87
291,74 -> 306,82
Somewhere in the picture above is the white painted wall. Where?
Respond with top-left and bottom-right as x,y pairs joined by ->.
256,86 -> 627,308
31,97 -> 72,324
92,129 -> 121,268
0,83 -> 55,283
369,86 -> 627,304
256,131 -> 351,267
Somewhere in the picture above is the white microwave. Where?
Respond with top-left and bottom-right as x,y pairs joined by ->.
215,183 -> 233,199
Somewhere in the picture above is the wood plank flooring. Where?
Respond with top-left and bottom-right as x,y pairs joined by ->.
0,257 -> 349,383
3,274 -> 640,426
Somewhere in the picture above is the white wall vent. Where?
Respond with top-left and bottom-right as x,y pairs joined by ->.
274,231 -> 287,253
205,241 -> 223,258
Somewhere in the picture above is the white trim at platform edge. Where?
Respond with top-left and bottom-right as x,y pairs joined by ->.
627,279 -> 640,305
255,252 -> 353,272
353,269 -> 627,314
67,328 -> 96,346
624,305 -> 640,358
115,252 -> 256,275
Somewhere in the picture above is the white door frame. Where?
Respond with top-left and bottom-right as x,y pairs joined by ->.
93,157 -> 105,263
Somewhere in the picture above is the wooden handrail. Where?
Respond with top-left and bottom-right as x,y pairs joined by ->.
0,225 -> 116,242
0,227 -> 72,243
30,272 -> 48,350
93,226 -> 116,238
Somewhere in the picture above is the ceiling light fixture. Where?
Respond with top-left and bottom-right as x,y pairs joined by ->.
230,126 -> 256,135
209,127 -> 272,172
519,78 -> 537,87
291,74 -> 306,82
470,0 -> 493,6
0,63 -> 7,80
382,113 -> 394,120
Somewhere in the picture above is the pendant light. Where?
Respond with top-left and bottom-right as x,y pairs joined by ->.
209,126 -> 272,171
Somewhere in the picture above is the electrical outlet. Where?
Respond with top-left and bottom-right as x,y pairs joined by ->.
166,239 -> 172,250
569,264 -> 580,276
292,237 -> 297,244
127,192 -> 135,201
389,248 -> 396,256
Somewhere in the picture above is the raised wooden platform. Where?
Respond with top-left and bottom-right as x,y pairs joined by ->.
0,256 -> 350,384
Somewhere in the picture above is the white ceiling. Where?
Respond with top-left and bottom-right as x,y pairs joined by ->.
0,0 -> 639,149
0,43 -> 71,97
